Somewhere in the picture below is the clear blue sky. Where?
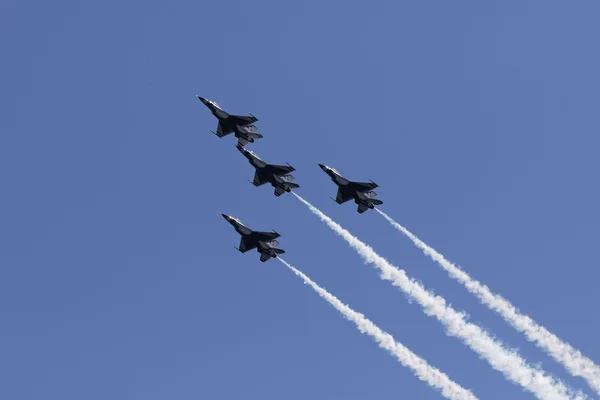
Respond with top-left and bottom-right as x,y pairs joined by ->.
1,1 -> 599,399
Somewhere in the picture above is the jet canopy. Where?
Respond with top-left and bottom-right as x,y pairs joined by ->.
208,100 -> 222,109
246,149 -> 262,160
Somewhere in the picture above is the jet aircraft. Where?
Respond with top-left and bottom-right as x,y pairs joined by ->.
222,214 -> 285,262
197,96 -> 262,146
237,144 -> 299,197
318,164 -> 383,213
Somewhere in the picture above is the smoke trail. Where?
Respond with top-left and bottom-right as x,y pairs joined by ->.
279,258 -> 478,400
376,209 -> 600,396
292,193 -> 584,400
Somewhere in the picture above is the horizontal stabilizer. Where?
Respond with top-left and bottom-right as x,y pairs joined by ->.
274,186 -> 286,197
238,124 -> 258,133
273,248 -> 285,254
279,174 -> 295,182
357,203 -> 370,213
237,125 -> 262,139
370,199 -> 383,206
264,239 -> 280,248
287,182 -> 300,189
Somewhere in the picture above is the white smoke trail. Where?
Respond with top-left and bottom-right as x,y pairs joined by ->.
292,192 -> 585,400
376,208 -> 600,396
279,258 -> 479,400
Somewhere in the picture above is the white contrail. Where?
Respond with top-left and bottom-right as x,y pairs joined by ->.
292,193 -> 585,400
376,208 -> 600,396
279,258 -> 479,400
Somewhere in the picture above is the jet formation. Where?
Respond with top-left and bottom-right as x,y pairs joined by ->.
197,96 -> 383,261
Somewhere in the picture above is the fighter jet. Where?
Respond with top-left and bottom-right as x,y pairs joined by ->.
222,214 -> 285,262
197,96 -> 262,146
318,164 -> 383,213
237,144 -> 300,197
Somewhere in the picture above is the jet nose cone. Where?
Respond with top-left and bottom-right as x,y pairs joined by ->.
197,96 -> 207,104
221,213 -> 230,220
318,163 -> 327,171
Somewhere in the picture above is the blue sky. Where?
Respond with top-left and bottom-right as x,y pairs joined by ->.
1,1 -> 599,399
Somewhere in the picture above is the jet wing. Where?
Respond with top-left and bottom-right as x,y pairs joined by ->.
253,231 -> 280,241
252,171 -> 269,186
238,236 -> 257,253
230,114 -> 258,126
266,164 -> 295,176
349,181 -> 378,192
335,188 -> 354,204
216,121 -> 234,137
